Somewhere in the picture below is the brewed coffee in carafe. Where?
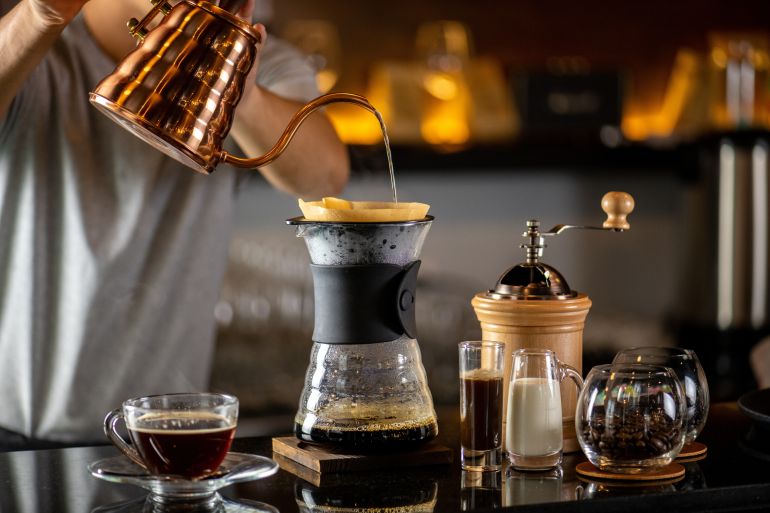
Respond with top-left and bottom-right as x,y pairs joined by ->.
288,216 -> 438,450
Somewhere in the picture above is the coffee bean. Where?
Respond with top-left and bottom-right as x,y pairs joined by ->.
580,409 -> 682,462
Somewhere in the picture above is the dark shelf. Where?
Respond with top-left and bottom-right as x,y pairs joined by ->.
349,129 -> 770,178
349,138 -> 687,175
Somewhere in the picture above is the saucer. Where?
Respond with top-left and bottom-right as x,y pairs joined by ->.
88,452 -> 278,499
92,495 -> 279,513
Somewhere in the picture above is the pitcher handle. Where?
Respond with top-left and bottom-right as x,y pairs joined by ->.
103,409 -> 147,469
559,363 -> 584,393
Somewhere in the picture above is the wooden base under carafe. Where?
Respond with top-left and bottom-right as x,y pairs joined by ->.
271,436 -> 452,480
471,292 -> 591,453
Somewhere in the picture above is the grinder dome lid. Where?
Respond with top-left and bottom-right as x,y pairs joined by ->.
486,219 -> 576,300
489,261 -> 575,300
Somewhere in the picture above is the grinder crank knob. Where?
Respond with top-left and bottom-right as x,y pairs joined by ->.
601,191 -> 635,230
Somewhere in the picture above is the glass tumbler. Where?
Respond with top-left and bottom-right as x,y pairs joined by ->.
459,341 -> 505,471
613,346 -> 709,444
576,364 -> 687,473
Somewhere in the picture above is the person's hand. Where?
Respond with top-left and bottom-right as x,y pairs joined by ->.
26,0 -> 90,27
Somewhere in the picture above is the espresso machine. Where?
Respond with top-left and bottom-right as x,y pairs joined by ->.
471,192 -> 634,453
287,216 -> 439,450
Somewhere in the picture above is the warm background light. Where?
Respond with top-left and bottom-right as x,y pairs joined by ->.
275,4 -> 770,146
326,103 -> 383,145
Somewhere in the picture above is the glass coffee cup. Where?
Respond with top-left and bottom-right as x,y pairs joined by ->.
104,393 -> 238,479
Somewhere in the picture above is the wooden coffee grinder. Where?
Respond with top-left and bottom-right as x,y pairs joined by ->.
471,191 -> 634,453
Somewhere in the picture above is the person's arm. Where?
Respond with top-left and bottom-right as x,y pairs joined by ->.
223,0 -> 348,199
0,0 -> 89,121
229,83 -> 350,199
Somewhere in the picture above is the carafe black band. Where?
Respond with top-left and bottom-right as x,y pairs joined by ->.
310,261 -> 420,344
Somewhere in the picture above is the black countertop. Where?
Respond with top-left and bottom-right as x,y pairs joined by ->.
1,403 -> 769,512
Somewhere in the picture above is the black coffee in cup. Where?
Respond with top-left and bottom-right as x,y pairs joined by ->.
105,393 -> 239,479
127,412 -> 235,478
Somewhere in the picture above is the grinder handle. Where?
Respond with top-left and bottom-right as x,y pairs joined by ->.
601,191 -> 635,230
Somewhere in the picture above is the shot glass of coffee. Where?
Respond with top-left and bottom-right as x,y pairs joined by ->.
104,393 -> 238,479
459,340 -> 505,472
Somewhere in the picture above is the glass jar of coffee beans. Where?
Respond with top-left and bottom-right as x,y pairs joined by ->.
575,364 -> 687,473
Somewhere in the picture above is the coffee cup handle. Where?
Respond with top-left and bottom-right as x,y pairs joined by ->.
559,363 -> 584,393
103,408 -> 147,469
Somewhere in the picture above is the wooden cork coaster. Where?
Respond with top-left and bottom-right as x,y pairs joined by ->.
576,461 -> 686,481
577,475 -> 684,487
676,441 -> 707,461
271,436 -> 453,475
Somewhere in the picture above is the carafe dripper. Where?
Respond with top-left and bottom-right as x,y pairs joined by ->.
471,191 -> 634,453
287,216 -> 438,450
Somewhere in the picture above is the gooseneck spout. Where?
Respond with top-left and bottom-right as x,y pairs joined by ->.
220,93 -> 377,169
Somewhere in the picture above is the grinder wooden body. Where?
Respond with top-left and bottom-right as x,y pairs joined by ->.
471,293 -> 591,453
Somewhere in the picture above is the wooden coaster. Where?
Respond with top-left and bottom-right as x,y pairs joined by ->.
577,474 -> 684,488
575,461 -> 685,481
271,436 -> 453,475
676,441 -> 707,460
273,452 -> 327,486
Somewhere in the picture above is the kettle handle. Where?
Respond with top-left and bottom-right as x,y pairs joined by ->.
128,1 -> 250,41
220,92 -> 377,170
128,0 -> 174,41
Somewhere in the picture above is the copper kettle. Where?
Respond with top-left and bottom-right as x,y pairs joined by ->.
90,0 -> 374,175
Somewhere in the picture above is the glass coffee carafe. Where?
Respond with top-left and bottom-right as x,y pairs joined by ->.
288,217 -> 438,450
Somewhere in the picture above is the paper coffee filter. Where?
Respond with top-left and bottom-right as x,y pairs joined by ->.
299,197 -> 430,222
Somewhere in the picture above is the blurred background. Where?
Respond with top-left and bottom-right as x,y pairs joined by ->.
210,0 -> 770,431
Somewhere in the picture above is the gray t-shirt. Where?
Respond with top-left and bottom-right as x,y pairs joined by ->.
0,6 -> 318,442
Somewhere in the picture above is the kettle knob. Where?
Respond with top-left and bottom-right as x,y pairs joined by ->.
601,191 -> 635,230
127,18 -> 148,40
